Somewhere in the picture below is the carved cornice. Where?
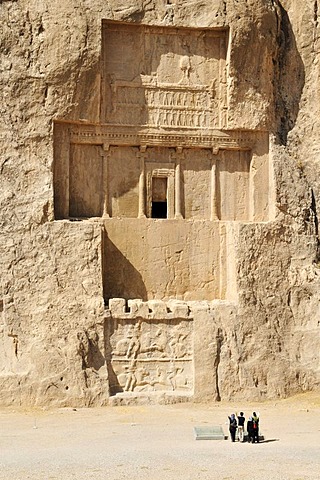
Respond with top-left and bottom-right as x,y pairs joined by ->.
60,121 -> 266,151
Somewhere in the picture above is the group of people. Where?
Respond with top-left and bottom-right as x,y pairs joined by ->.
228,412 -> 260,443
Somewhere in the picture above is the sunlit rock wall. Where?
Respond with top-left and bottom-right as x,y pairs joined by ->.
0,0 -> 320,405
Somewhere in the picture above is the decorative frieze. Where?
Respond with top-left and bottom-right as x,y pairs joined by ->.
106,298 -> 192,319
68,122 -> 259,151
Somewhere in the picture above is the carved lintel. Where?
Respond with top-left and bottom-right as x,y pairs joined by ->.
68,124 -> 259,151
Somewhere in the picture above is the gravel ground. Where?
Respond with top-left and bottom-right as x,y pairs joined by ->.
0,393 -> 320,480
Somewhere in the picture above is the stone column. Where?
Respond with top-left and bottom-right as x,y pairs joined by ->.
174,147 -> 184,219
210,148 -> 219,221
248,150 -> 254,222
167,172 -> 175,219
138,146 -> 147,218
102,144 -> 110,218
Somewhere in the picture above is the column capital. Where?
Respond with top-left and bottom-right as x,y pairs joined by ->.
176,146 -> 183,155
136,145 -> 148,160
140,145 -> 147,153
212,146 -> 219,155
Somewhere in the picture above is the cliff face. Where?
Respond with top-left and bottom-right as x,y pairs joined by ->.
0,0 -> 319,406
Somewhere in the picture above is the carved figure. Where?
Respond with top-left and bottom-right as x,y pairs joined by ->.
135,366 -> 157,391
182,92 -> 188,106
126,322 -> 141,359
162,4 -> 174,25
169,333 -> 188,358
124,361 -> 137,391
172,111 -> 177,125
149,90 -> 155,104
140,327 -> 168,358
167,364 -> 184,391
155,366 -> 167,386
179,56 -> 191,84
200,111 -> 206,127
113,336 -> 129,357
155,109 -> 161,126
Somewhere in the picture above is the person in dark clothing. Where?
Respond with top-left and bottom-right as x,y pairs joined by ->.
228,413 -> 237,442
237,412 -> 245,442
247,416 -> 254,443
252,412 -> 260,443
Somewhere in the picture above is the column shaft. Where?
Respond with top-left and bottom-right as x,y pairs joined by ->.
138,155 -> 146,218
210,156 -> 219,220
175,162 -> 183,219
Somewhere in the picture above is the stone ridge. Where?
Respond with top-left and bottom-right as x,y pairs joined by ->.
106,298 -> 236,319
107,298 -> 191,319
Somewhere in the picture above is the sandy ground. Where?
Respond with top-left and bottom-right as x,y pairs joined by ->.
0,392 -> 320,480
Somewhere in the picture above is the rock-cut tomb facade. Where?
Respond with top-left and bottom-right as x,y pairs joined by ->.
54,21 -> 272,402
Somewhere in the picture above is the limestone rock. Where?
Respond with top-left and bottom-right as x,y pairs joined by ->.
1,0 -> 320,406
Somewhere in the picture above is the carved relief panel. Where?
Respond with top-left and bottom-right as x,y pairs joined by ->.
106,318 -> 193,395
101,22 -> 228,130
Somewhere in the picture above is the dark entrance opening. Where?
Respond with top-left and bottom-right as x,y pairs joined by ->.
151,177 -> 168,218
152,201 -> 167,218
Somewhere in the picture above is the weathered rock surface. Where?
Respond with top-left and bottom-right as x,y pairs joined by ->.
0,0 -> 320,406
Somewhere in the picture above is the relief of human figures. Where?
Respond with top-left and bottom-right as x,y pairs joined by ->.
113,322 -> 142,359
117,360 -> 190,393
110,320 -> 193,393
113,322 -> 192,360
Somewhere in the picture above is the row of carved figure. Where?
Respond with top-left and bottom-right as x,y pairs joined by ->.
114,359 -> 192,392
76,317 -> 194,395
109,107 -> 218,128
111,322 -> 192,361
112,87 -> 215,108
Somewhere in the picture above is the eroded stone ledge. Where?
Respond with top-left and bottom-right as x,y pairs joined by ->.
105,297 -> 235,319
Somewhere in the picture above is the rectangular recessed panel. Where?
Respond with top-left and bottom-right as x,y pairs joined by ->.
69,144 -> 102,218
105,317 -> 194,396
102,21 -> 227,129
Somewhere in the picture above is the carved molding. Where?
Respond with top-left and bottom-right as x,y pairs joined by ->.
64,121 -> 261,151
